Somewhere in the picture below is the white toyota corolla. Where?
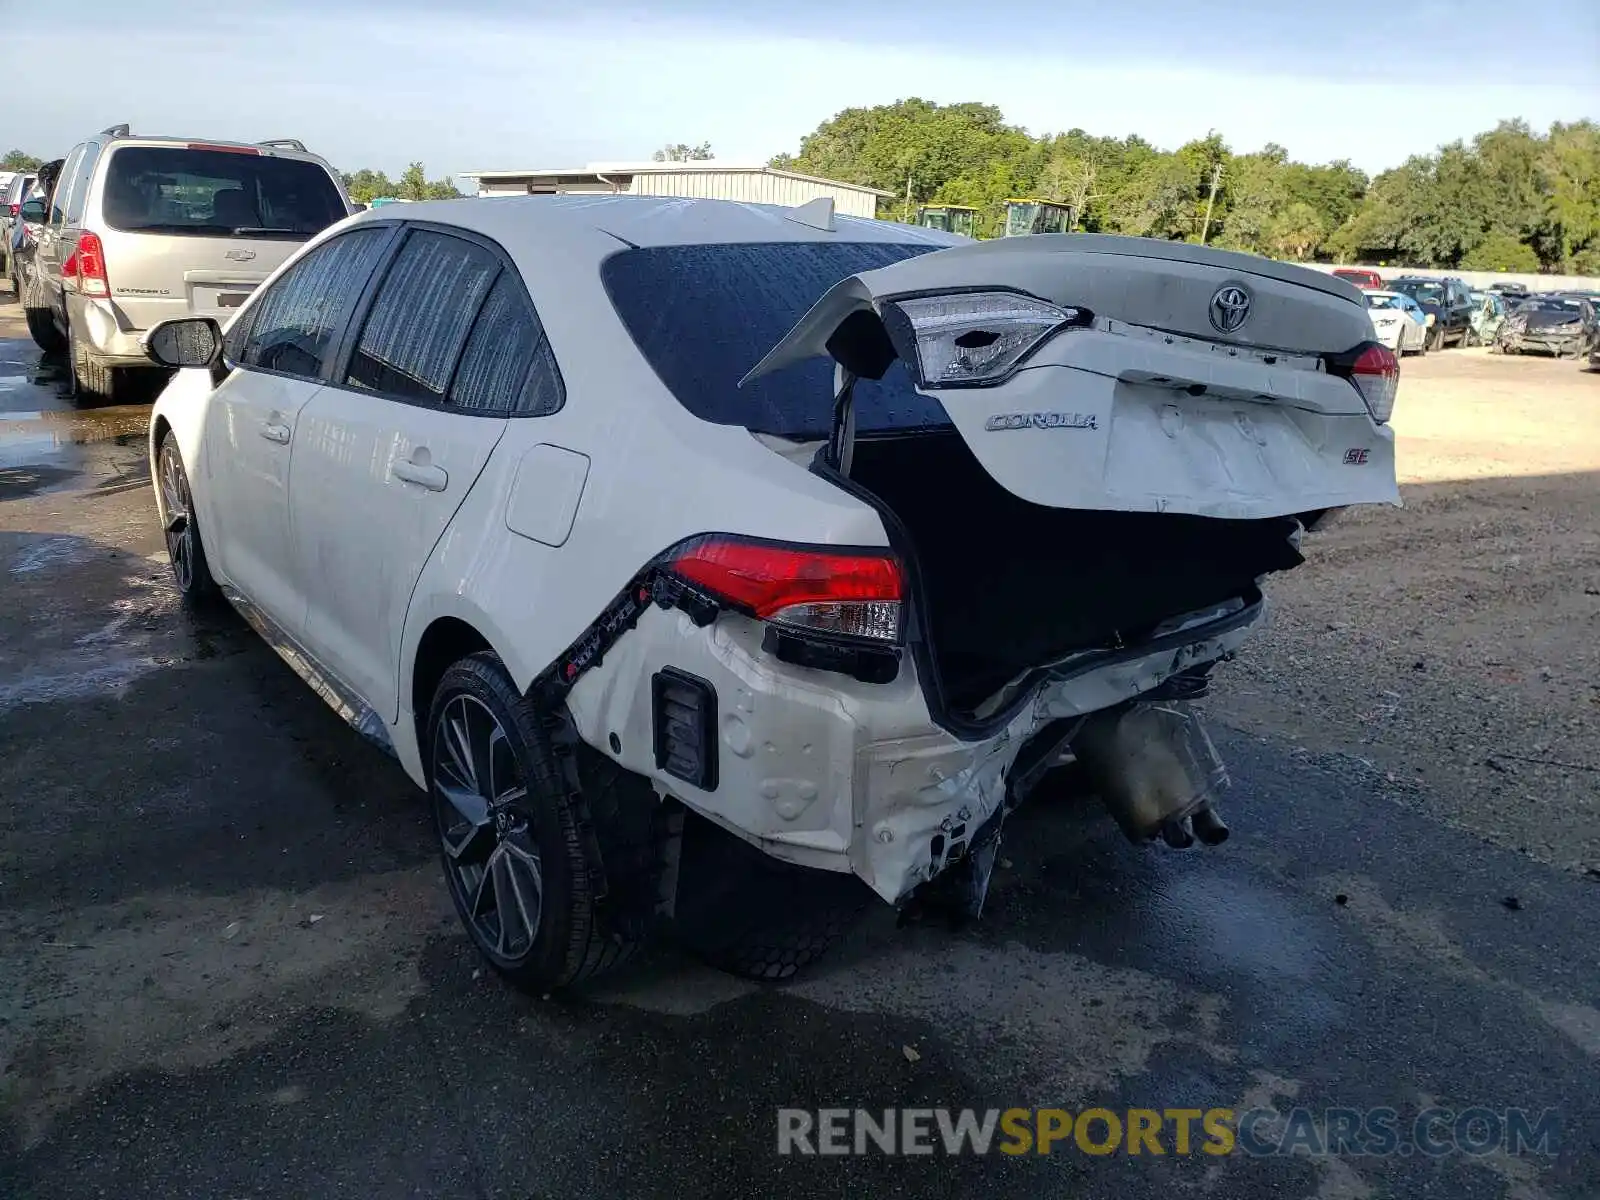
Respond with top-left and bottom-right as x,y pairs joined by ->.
143,195 -> 1400,989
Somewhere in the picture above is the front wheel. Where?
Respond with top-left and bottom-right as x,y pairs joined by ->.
428,653 -> 652,991
156,432 -> 220,607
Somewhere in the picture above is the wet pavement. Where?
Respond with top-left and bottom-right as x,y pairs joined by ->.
0,309 -> 1595,1199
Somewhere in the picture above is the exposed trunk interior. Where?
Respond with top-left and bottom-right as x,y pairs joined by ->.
843,429 -> 1306,719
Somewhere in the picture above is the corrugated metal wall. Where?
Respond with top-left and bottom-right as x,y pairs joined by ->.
626,171 -> 880,218
473,171 -> 883,217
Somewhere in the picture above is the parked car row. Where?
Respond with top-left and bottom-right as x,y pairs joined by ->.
1331,267 -> 1597,369
12,125 -> 354,401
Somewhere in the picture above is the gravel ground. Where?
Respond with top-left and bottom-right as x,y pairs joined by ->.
1212,348 -> 1600,874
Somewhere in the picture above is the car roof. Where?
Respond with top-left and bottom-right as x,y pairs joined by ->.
348,194 -> 966,254
83,132 -> 332,167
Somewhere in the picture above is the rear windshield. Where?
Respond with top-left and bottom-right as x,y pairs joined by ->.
100,146 -> 346,238
601,241 -> 952,439
1393,280 -> 1443,301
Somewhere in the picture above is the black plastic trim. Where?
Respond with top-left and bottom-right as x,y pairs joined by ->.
762,624 -> 901,684
652,667 -> 718,792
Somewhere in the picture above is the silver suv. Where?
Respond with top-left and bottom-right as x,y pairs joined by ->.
21,124 -> 353,401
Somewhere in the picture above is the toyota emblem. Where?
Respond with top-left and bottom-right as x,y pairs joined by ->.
1209,283 -> 1251,333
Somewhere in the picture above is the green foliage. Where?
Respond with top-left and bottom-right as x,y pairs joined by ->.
772,104 -> 1600,271
342,164 -> 461,205
1461,232 -> 1539,271
776,99 -> 1033,222
2,150 -> 42,172
1267,202 -> 1325,261
653,142 -> 713,162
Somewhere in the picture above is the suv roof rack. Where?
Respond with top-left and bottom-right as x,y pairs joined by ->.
257,138 -> 307,152
101,123 -> 131,138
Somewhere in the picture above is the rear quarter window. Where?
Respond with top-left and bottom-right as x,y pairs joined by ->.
100,146 -> 346,238
601,241 -> 951,439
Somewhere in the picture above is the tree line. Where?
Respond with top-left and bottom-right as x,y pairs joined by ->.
769,101 -> 1600,272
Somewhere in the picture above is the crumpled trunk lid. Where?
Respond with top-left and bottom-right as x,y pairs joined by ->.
746,233 -> 1399,519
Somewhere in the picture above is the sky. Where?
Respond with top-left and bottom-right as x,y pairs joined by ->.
7,0 -> 1598,182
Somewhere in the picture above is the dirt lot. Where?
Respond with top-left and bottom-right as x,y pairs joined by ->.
1212,348 -> 1600,873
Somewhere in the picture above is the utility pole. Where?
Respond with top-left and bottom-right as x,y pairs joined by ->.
904,172 -> 914,221
1200,162 -> 1222,245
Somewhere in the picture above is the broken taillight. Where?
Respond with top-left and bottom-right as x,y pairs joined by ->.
1325,340 -> 1399,424
666,536 -> 903,642
883,291 -> 1090,388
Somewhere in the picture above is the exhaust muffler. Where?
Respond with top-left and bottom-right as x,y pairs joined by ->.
1069,700 -> 1230,845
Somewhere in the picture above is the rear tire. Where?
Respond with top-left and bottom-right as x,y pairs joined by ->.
672,812 -> 870,981
68,320 -> 122,402
428,653 -> 656,991
24,304 -> 63,353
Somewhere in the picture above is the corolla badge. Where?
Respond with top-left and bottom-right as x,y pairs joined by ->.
984,411 -> 1098,431
1209,283 -> 1251,333
223,248 -> 257,262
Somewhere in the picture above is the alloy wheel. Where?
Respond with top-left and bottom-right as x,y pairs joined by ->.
432,694 -> 543,960
157,440 -> 196,592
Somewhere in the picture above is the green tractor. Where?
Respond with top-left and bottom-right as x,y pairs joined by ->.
1002,198 -> 1075,237
913,205 -> 978,239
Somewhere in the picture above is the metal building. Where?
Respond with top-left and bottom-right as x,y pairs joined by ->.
460,161 -> 892,220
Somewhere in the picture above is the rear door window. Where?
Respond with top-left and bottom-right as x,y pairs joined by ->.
601,240 -> 947,439
100,146 -> 346,238
344,229 -> 499,403
50,146 -> 84,227
228,226 -> 390,380
449,272 -> 565,416
66,144 -> 102,223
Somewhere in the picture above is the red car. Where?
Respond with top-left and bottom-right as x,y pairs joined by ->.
1333,268 -> 1384,290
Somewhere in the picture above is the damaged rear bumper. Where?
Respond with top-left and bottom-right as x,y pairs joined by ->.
564,592 -> 1263,905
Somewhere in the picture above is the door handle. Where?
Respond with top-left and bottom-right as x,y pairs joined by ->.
391,457 -> 448,492
260,422 -> 291,444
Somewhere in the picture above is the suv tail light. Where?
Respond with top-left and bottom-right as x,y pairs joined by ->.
1325,340 -> 1398,424
62,232 -> 110,299
667,536 -> 903,643
7,203 -> 17,217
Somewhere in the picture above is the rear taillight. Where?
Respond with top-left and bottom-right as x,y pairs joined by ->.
1326,340 -> 1398,424
62,232 -> 110,299
667,536 -> 903,642
6,203 -> 17,217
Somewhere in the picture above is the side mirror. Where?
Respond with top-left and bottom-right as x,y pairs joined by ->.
143,317 -> 223,369
19,198 -> 46,222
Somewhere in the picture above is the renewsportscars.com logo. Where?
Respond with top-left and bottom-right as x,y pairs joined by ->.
776,1106 -> 1561,1159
